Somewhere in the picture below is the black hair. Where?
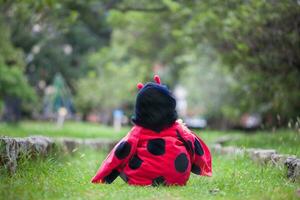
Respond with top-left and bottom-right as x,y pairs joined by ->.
132,83 -> 178,132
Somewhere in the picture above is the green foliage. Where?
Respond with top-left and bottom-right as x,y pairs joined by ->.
75,37 -> 148,113
178,0 -> 300,120
0,17 -> 35,102
1,0 -> 299,122
179,46 -> 237,119
1,0 -> 112,88
105,0 -> 300,122
0,0 -> 111,115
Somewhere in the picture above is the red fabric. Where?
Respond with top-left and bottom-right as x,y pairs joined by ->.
91,122 -> 212,186
154,75 -> 161,84
137,83 -> 144,89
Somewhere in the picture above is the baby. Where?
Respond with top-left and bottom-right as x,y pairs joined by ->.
91,75 -> 212,186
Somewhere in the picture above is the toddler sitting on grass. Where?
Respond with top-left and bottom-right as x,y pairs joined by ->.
91,75 -> 212,186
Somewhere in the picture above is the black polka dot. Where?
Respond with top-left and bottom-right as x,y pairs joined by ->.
152,176 -> 166,186
191,164 -> 201,175
174,153 -> 189,173
147,138 -> 165,155
187,140 -> 194,156
129,154 -> 143,170
176,130 -> 194,156
176,129 -> 182,139
194,139 -> 204,156
104,169 -> 119,184
119,172 -> 129,183
115,141 -> 131,159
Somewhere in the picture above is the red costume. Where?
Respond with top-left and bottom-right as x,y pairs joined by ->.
91,75 -> 212,186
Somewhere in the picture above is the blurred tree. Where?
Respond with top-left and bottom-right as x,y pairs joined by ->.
0,16 -> 35,120
178,0 -> 300,123
99,0 -> 300,124
75,45 -> 147,114
44,74 -> 74,114
3,1 -> 112,89
178,46 -> 236,118
75,3 -> 177,114
0,0 -> 114,117
1,0 -> 299,125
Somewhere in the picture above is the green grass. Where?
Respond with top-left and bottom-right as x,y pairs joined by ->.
1,121 -> 299,156
1,121 -> 299,199
1,149 -> 299,200
223,130 -> 300,157
0,121 -> 129,139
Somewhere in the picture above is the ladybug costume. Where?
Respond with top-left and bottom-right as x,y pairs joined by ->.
91,75 -> 212,186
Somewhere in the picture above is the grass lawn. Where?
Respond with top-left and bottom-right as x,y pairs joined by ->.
1,121 -> 300,199
1,121 -> 299,156
1,149 -> 299,200
226,130 -> 300,157
0,121 -> 129,139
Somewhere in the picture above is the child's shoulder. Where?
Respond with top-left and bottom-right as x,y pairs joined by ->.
175,119 -> 192,133
129,120 -> 195,138
128,125 -> 143,135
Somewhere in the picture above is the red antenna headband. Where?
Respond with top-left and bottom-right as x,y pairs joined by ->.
136,75 -> 161,90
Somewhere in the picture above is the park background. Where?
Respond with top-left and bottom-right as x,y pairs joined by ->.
0,0 -> 300,199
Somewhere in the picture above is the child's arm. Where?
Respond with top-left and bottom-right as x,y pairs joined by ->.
190,134 -> 212,176
176,121 -> 212,176
91,126 -> 141,184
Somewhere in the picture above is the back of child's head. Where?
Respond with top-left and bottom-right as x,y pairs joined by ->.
132,75 -> 178,132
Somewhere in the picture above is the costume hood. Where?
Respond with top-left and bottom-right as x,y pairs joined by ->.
132,75 -> 178,132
